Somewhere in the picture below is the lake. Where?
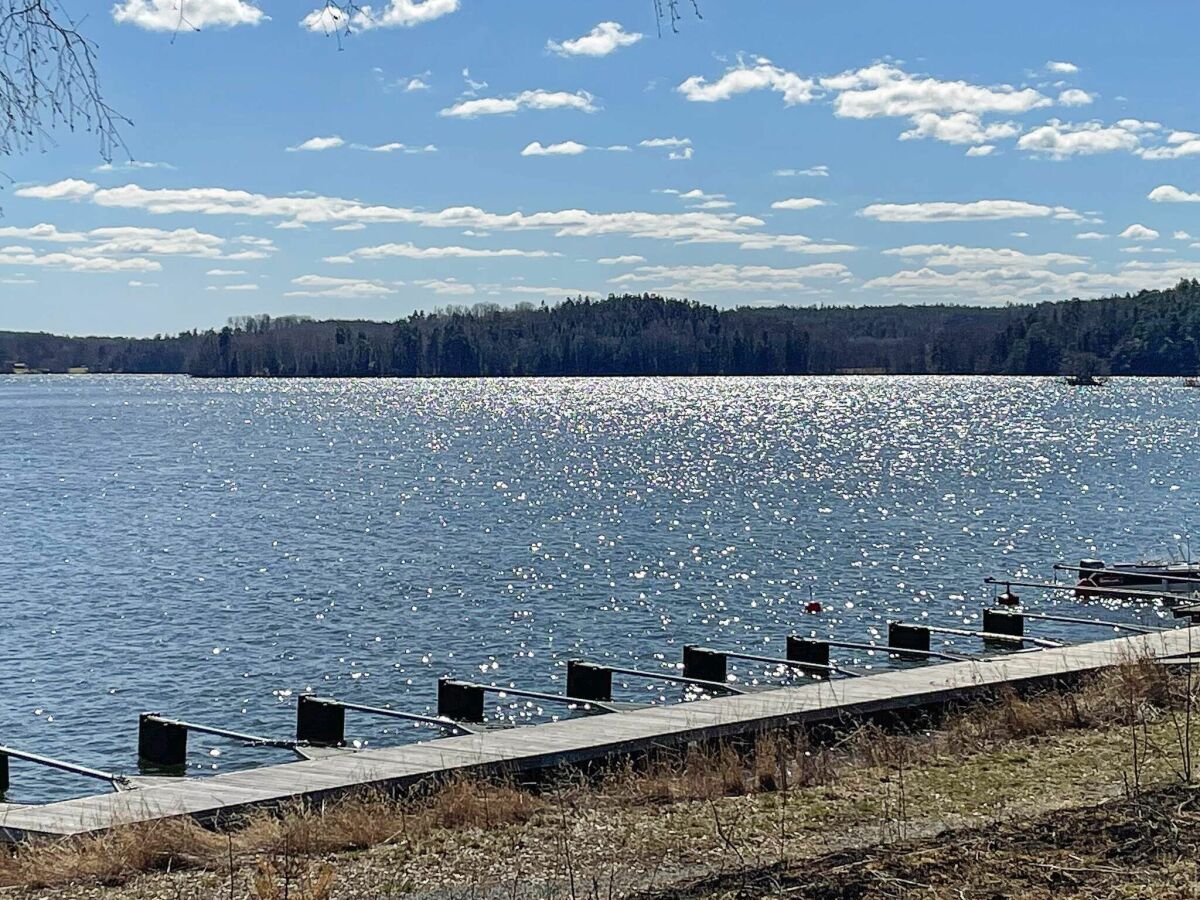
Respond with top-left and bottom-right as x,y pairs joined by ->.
1,374 -> 1196,802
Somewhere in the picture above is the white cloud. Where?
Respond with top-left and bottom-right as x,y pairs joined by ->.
775,165 -> 829,177
1149,185 -> 1200,203
678,57 -> 817,105
1058,89 -> 1094,107
127,280 -> 158,288
1076,232 -> 1108,240
405,78 -> 430,92
94,160 -> 175,173
610,262 -> 851,294
771,198 -> 827,211
657,188 -> 733,209
334,242 -> 559,261
207,268 -> 247,276
1139,130 -> 1200,160
640,137 -> 692,149
221,283 -> 260,291
1175,231 -> 1193,241
899,112 -> 1019,145
1046,61 -> 1080,74
521,140 -> 589,156
882,244 -> 1088,269
548,21 -> 642,57
285,274 -> 398,298
965,145 -> 996,157
16,179 -> 99,201
860,199 -> 1080,223
351,142 -> 438,153
440,89 -> 596,118
14,177 -> 859,255
415,277 -> 476,295
113,0 -> 265,30
0,245 -> 160,273
0,224 -> 86,243
301,0 -> 458,32
1119,223 -> 1159,241
1017,119 -> 1154,157
288,136 -> 345,152
825,63 -> 1049,119
597,255 -> 646,265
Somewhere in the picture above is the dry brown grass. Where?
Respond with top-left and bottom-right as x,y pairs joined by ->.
0,659 -> 1193,895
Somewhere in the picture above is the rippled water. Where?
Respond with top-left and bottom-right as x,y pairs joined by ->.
1,375 -> 1198,802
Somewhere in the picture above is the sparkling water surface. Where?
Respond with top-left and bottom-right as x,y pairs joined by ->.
1,375 -> 1197,802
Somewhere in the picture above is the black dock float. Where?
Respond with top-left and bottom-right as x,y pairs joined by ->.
888,622 -> 932,655
438,679 -> 486,724
297,695 -> 475,745
786,636 -> 831,668
566,660 -> 613,702
682,645 -> 728,684
138,714 -> 297,770
983,609 -> 1024,638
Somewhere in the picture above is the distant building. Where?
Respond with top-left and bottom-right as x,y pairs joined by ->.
10,362 -> 30,375
67,366 -> 90,375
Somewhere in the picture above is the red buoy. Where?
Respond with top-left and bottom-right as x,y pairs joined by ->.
805,601 -> 823,614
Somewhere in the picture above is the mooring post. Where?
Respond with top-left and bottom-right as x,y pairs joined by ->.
296,696 -> 346,747
888,623 -> 932,656
786,636 -> 831,668
138,713 -> 188,769
682,646 -> 728,684
438,678 -> 486,723
566,660 -> 613,702
983,608 -> 1024,638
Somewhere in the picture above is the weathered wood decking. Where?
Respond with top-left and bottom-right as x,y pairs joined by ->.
2,626 -> 1196,841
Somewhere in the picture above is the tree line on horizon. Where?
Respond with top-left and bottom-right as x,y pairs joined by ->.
4,281 -> 1200,378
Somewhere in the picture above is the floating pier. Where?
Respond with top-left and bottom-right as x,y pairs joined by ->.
2,624 -> 1197,841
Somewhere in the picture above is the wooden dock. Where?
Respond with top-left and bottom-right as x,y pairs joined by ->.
2,626 -> 1196,841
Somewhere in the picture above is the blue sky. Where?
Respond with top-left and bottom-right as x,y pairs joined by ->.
3,0 -> 1200,336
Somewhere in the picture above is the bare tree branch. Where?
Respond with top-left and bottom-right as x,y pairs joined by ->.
0,0 -> 128,165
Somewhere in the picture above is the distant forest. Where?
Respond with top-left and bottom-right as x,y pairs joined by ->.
5,281 -> 1200,377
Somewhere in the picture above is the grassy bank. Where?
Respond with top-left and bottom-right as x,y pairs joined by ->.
4,659 -> 1199,899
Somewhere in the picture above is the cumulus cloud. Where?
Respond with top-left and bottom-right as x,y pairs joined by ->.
899,112 -> 1020,145
301,0 -> 458,32
0,224 -> 86,243
882,244 -> 1088,269
440,89 -> 596,118
1119,223 -> 1160,241
0,245 -> 161,273
860,199 -> 1080,223
548,21 -> 642,57
678,57 -> 817,105
350,142 -> 438,153
1017,119 -> 1156,157
597,255 -> 646,265
521,140 -> 589,156
332,242 -> 558,261
1058,89 -> 1094,106
771,198 -> 827,211
14,177 -> 858,254
775,165 -> 829,177
1139,131 -> 1200,160
610,262 -> 851,294
1149,185 -> 1200,203
286,274 -> 398,298
1046,61 -> 1080,74
823,63 -> 1049,119
288,136 -> 345,152
640,137 -> 691,148
415,278 -> 476,295
657,188 -> 733,209
965,145 -> 996,157
113,0 -> 265,30
1076,232 -> 1108,240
